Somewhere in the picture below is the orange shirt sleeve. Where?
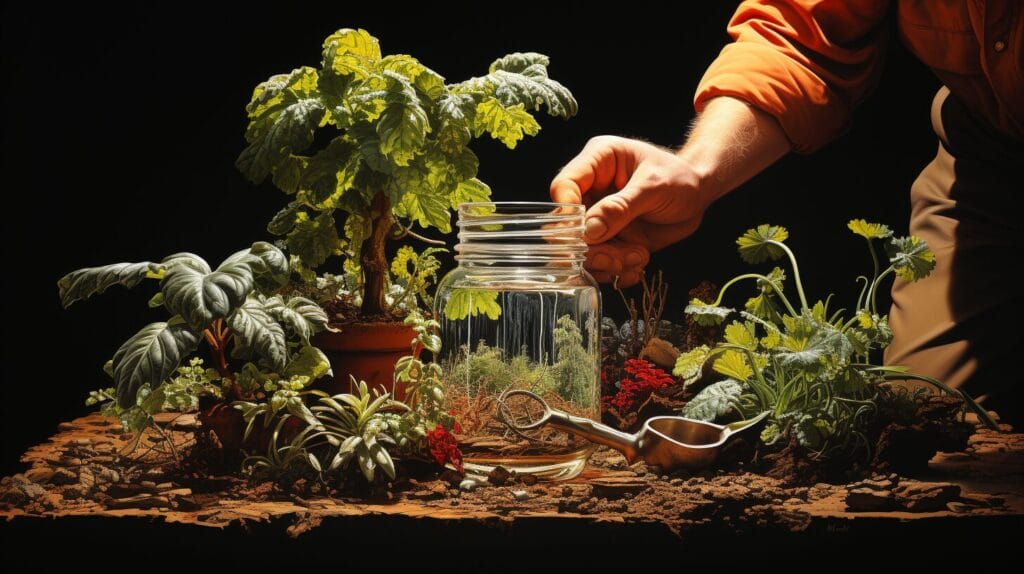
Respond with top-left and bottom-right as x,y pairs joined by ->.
695,0 -> 891,153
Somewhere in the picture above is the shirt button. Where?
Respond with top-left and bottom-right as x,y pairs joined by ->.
994,40 -> 1006,52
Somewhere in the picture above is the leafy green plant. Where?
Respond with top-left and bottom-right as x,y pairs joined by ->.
234,310 -> 460,482
58,242 -> 332,412
236,28 -> 577,317
445,313 -> 595,405
674,221 -> 996,460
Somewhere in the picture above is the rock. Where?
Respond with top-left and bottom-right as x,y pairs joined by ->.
104,494 -> 171,510
519,474 -> 538,486
894,481 -> 961,512
850,477 -> 896,491
95,468 -> 121,484
590,476 -> 650,499
511,490 -> 529,502
437,469 -> 464,487
487,466 -> 512,486
845,487 -> 896,512
50,468 -> 79,486
0,475 -> 46,505
459,479 -> 480,492
62,485 -> 86,500
25,467 -> 55,484
640,337 -> 681,369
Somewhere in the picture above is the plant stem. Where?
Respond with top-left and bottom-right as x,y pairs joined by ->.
768,240 -> 809,311
867,267 -> 894,316
881,373 -> 999,430
712,273 -> 799,317
360,191 -> 393,317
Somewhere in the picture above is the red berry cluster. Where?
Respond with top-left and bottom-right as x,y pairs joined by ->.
603,358 -> 675,413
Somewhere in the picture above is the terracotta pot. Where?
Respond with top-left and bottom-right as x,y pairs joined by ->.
313,321 -> 417,400
198,400 -> 303,453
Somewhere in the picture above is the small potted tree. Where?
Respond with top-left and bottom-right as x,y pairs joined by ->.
236,28 -> 577,394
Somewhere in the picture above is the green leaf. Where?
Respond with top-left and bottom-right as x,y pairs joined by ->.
887,235 -> 936,281
794,415 -> 834,450
450,178 -> 491,208
736,224 -> 789,264
322,29 -> 381,78
471,98 -> 540,149
161,254 -> 253,330
400,190 -> 452,233
712,350 -> 754,382
58,261 -> 156,308
723,321 -> 759,351
680,379 -> 744,422
267,201 -> 303,236
237,96 -> 325,184
283,345 -> 333,380
684,299 -> 732,326
672,345 -> 709,386
743,267 -> 786,322
270,155 -> 307,195
847,219 -> 893,240
264,295 -> 330,343
381,54 -> 446,100
455,52 -> 579,119
226,297 -> 288,371
443,288 -> 501,320
297,138 -> 361,208
111,317 -> 200,408
435,93 -> 476,153
285,211 -> 339,270
376,71 -> 430,166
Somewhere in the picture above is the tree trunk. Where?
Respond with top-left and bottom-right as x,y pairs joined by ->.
360,191 -> 392,318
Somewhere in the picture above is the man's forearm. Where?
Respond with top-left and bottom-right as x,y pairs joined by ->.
677,97 -> 792,202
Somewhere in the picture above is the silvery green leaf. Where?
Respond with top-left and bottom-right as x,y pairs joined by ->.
227,297 -> 288,371
58,261 -> 155,308
111,317 -> 200,408
680,379 -> 744,422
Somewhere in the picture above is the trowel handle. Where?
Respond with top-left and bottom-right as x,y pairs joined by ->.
546,411 -> 642,463
723,411 -> 771,438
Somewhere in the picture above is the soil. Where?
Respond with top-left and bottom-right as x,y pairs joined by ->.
2,412 -> 1020,552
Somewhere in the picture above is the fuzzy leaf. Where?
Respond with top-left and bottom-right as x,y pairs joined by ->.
681,379 -> 744,422
321,29 -> 381,77
267,201 -> 303,236
285,211 -> 339,269
237,97 -> 325,184
264,295 -> 330,343
298,138 -> 361,207
58,262 -> 156,308
227,298 -> 288,371
381,54 -> 445,99
400,190 -> 452,233
736,224 -> 789,264
724,322 -> 759,351
450,177 -> 491,208
443,288 -> 501,320
283,345 -> 333,380
471,98 -> 540,149
887,235 -> 936,281
376,71 -> 430,166
457,52 -> 578,119
673,345 -> 709,386
847,219 -> 893,240
712,350 -> 754,382
111,317 -> 200,408
436,93 -> 476,153
684,299 -> 732,326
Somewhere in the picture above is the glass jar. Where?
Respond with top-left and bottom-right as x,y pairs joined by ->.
434,202 -> 601,480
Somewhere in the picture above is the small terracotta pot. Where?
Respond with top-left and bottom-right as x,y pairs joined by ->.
198,400 -> 304,453
313,321 -> 418,400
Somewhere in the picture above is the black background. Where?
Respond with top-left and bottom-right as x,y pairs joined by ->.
1,2 -> 938,475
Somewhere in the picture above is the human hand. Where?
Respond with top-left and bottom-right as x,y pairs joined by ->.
550,136 -> 711,287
